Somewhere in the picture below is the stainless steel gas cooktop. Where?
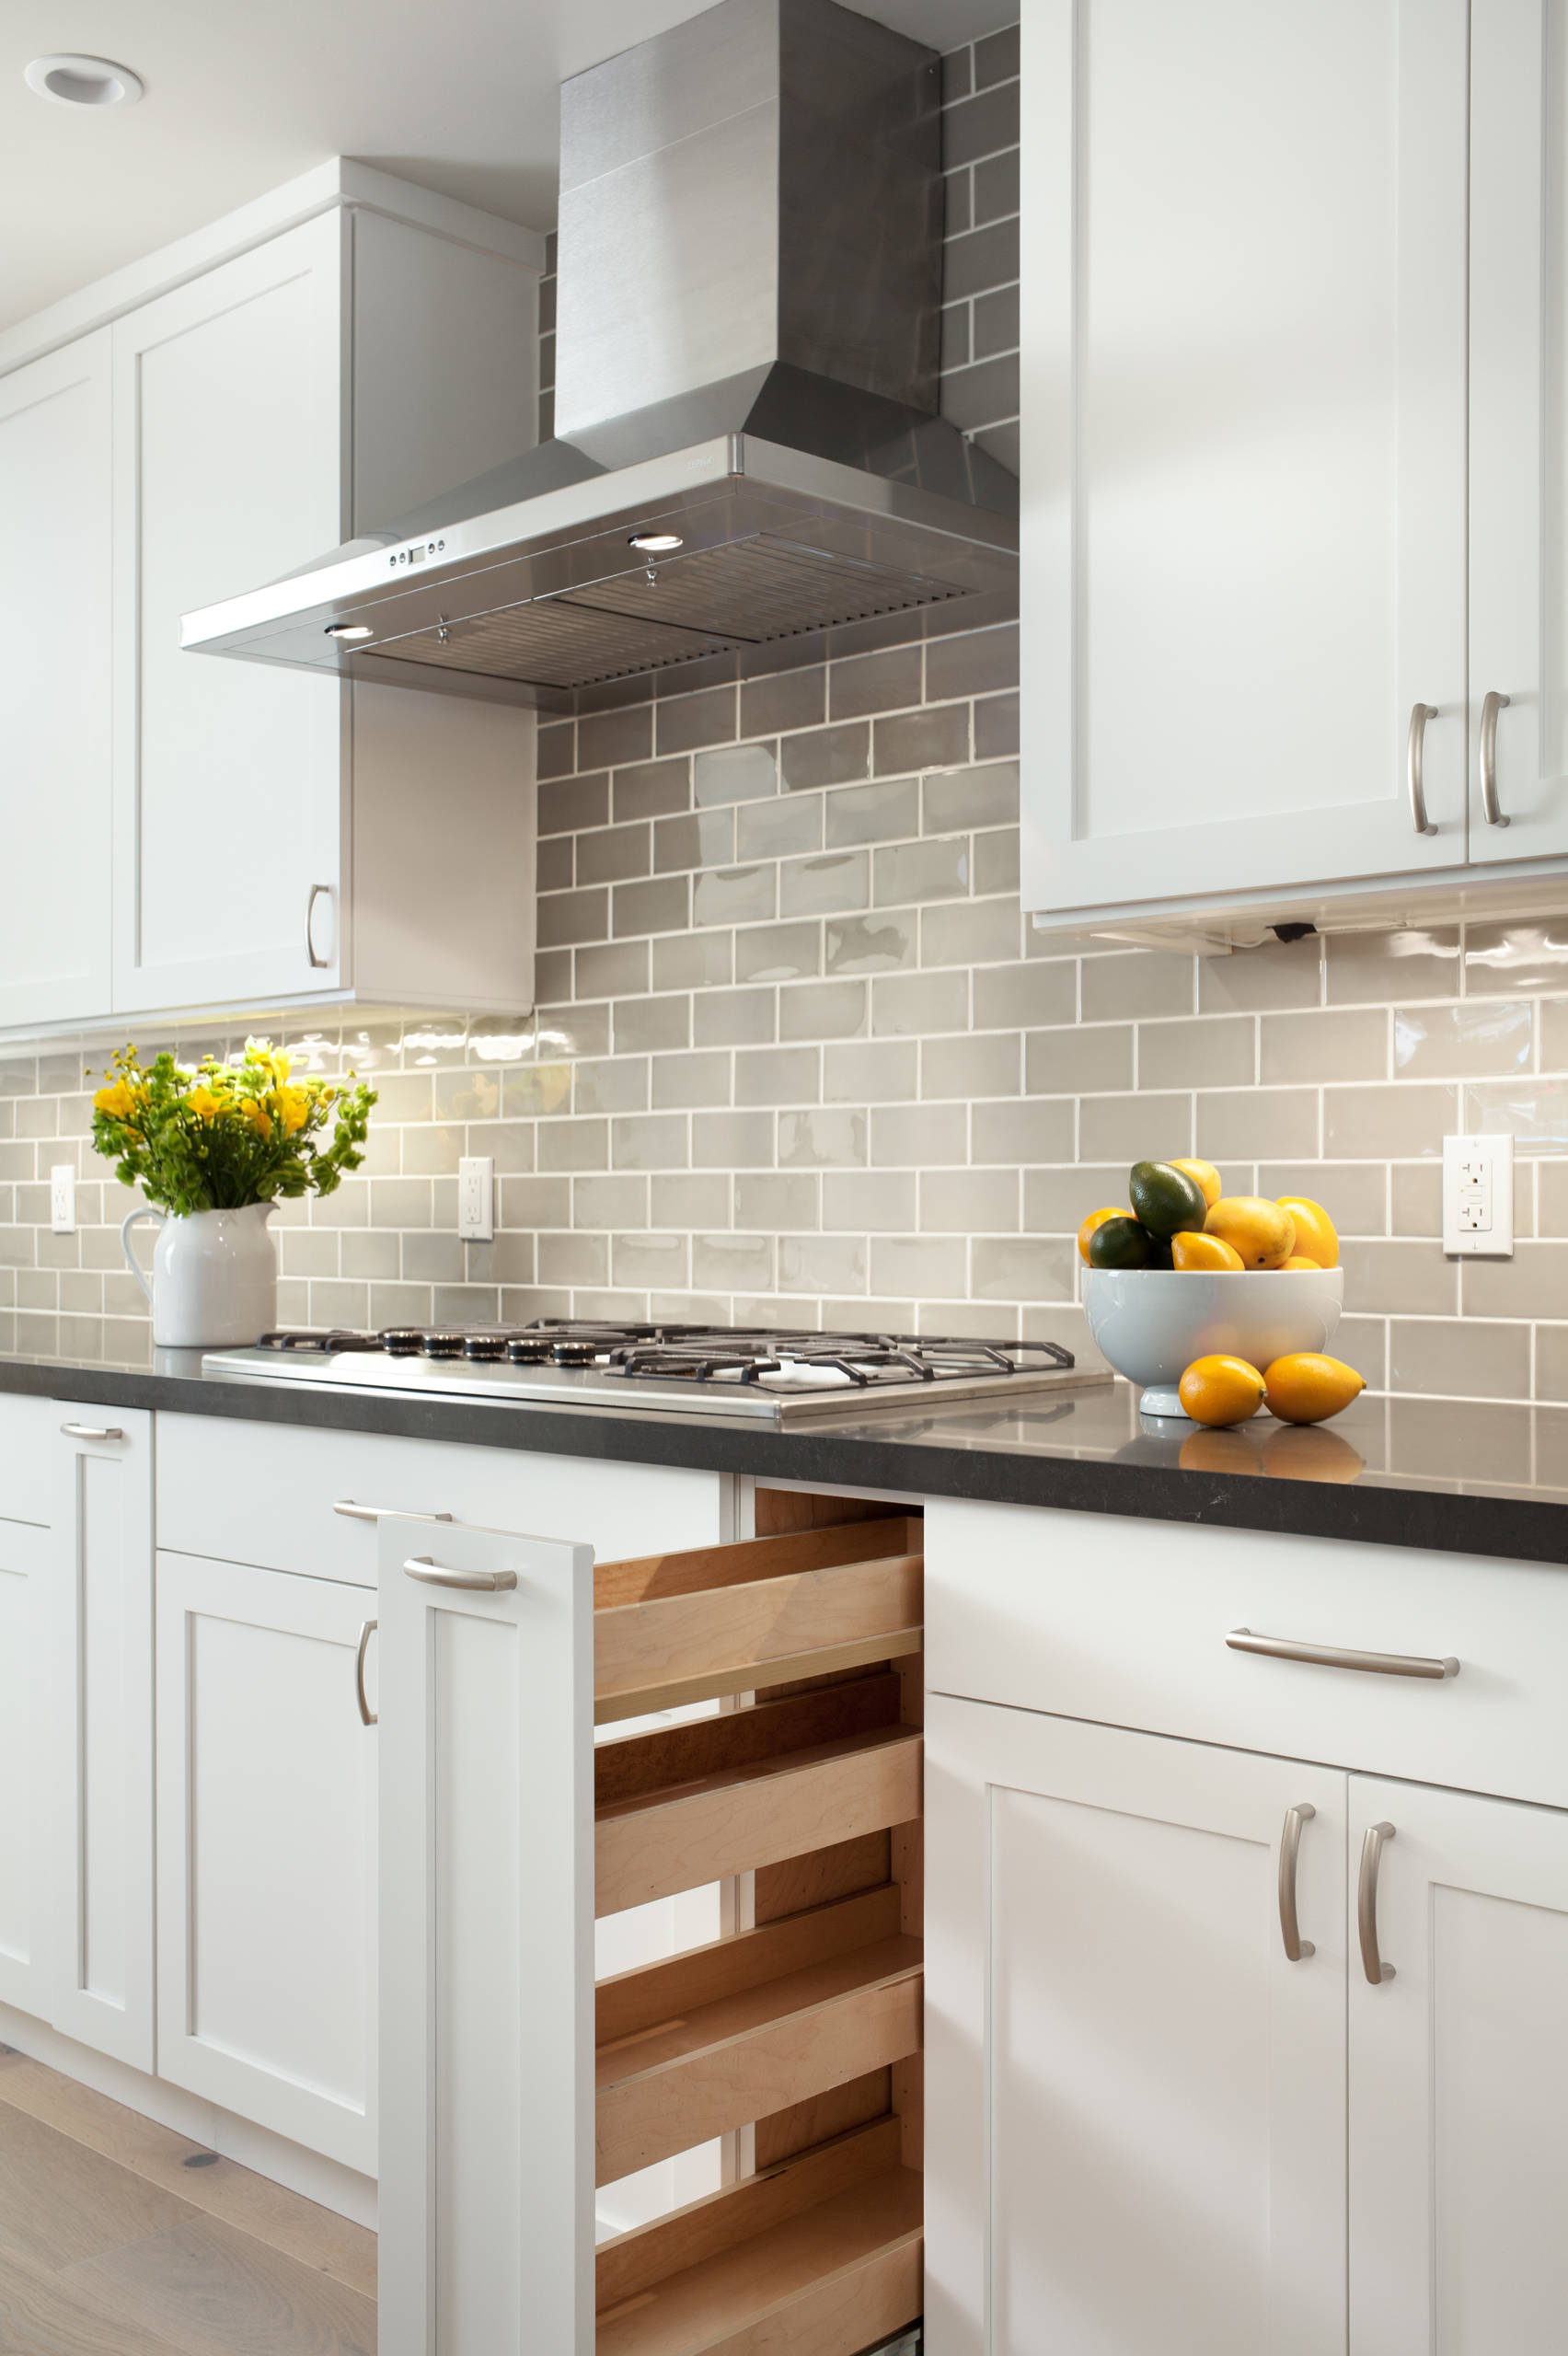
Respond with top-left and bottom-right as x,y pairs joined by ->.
202,1320 -> 1107,1425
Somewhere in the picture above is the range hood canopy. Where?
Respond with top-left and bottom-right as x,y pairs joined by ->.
181,0 -> 1018,710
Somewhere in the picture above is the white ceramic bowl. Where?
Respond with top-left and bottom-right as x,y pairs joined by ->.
1083,1265 -> 1344,1416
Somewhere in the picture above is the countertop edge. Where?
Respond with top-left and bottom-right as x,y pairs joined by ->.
6,1355 -> 1565,1570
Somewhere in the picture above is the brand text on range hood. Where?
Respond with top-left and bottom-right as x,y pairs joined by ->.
179,0 -> 1017,709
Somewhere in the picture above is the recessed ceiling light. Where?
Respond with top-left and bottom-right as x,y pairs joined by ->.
325,622 -> 374,641
628,532 -> 684,554
24,53 -> 144,107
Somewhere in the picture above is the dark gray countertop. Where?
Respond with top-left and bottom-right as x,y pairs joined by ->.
2,1348 -> 1563,1568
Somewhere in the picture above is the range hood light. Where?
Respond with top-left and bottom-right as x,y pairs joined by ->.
325,622 -> 374,641
628,533 -> 684,554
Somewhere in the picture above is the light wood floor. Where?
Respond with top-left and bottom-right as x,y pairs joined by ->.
0,2048 -> 376,2354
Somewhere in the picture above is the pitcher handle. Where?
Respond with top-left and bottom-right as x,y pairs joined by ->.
121,1207 -> 165,1310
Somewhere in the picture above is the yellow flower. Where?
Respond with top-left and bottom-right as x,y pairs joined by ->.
186,1085 -> 221,1122
240,1096 -> 271,1139
94,1080 -> 136,1121
279,1086 -> 310,1136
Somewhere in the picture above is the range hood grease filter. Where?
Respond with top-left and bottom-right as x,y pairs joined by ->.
180,0 -> 1017,706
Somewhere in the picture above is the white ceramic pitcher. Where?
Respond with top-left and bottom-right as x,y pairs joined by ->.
121,1202 -> 278,1347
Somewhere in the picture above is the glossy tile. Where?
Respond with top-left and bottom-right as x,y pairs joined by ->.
1463,919 -> 1568,997
823,1169 -> 917,1231
874,969 -> 970,1035
1327,927 -> 1460,1006
1394,999 -> 1531,1079
736,1046 -> 821,1106
778,1108 -> 867,1168
824,1041 -> 919,1103
1462,1241 -> 1568,1321
1078,1091 -> 1192,1161
692,742 -> 777,804
922,1166 -> 1018,1231
1389,1316 -> 1529,1400
778,978 -> 868,1040
1025,1025 -> 1134,1096
824,776 -> 922,848
926,1031 -> 1019,1099
1323,1083 -> 1456,1159
781,850 -> 870,918
1339,1238 -> 1458,1316
1139,1015 -> 1253,1090
1199,935 -> 1321,1012
1262,1008 -> 1388,1085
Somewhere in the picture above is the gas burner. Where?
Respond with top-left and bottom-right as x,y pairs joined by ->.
419,1331 -> 467,1359
462,1332 -> 512,1360
257,1329 -> 383,1354
379,1328 -> 424,1356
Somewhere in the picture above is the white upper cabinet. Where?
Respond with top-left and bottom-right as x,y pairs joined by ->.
1468,0 -> 1568,863
0,164 -> 542,1037
0,332 -> 113,1029
1020,0 -> 1568,938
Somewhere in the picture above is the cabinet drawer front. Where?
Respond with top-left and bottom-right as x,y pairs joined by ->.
0,1392 -> 63,1525
927,1498 -> 1568,1808
156,1413 -> 723,1587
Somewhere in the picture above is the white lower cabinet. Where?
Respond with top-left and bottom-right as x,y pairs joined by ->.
0,1514 -> 49,2016
40,1409 -> 156,2071
1348,1776 -> 1568,2352
926,1702 -> 1348,2355
153,1550 -> 378,2174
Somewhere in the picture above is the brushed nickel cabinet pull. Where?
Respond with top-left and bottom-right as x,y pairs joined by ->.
403,1556 -> 517,1593
1480,690 -> 1511,826
1228,1628 -> 1459,1680
1278,1803 -> 1316,1962
60,1422 -> 123,1441
333,1499 -> 454,1525
1406,703 -> 1438,835
1358,1821 -> 1396,1984
354,1620 -> 377,1727
306,882 -> 333,967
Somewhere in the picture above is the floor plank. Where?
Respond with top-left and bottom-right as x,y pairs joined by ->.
0,2063 -> 375,2301
0,2241 -> 181,2356
0,2104 -> 197,2275
63,2217 -> 377,2356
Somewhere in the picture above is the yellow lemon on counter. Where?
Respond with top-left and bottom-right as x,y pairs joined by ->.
1078,1206 -> 1130,1264
1170,1229 -> 1245,1271
1275,1195 -> 1338,1268
1279,1254 -> 1321,1271
1170,1156 -> 1223,1208
1262,1353 -> 1366,1425
1205,1195 -> 1296,1267
1178,1354 -> 1269,1426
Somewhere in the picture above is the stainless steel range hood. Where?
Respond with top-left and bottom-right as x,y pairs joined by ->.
180,0 -> 1018,710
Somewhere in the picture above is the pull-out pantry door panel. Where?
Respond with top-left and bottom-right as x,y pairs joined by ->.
154,1553 -> 377,2172
378,1517 -> 594,2356
1020,0 -> 1469,918
1348,1776 -> 1568,2352
927,1697 -> 1347,2355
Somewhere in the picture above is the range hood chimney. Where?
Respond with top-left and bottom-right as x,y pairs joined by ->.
181,0 -> 1017,708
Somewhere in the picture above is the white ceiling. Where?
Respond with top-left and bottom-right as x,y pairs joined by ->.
2,0 -> 1004,329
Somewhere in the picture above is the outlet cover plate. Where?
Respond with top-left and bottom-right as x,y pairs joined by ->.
457,1155 -> 494,1242
1442,1132 -> 1514,1256
50,1163 -> 75,1234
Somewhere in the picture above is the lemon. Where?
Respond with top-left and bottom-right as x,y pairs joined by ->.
1275,1195 -> 1338,1268
1262,1353 -> 1366,1424
1078,1206 -> 1129,1265
1087,1216 -> 1153,1269
1170,1157 -> 1223,1209
1128,1160 -> 1210,1236
1170,1229 -> 1245,1271
1279,1254 -> 1321,1272
1205,1195 -> 1296,1267
1178,1354 -> 1268,1426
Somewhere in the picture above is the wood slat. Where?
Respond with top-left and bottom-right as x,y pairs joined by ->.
596,1933 -> 921,2186
595,1728 -> 921,1918
594,1677 -> 903,1807
594,1518 -> 920,1610
597,1887 -> 902,2045
596,2118 -> 900,2313
596,2162 -> 922,2356
595,1554 -> 923,1723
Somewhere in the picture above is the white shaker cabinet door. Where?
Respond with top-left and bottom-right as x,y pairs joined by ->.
378,1516 -> 595,2356
111,212 -> 345,1013
926,1697 -> 1347,2356
0,332 -> 112,1029
1020,0 -> 1470,919
154,1552 -> 378,2173
1348,1776 -> 1568,2353
0,1517 -> 49,2018
1467,0 -> 1568,861
40,1409 -> 156,2070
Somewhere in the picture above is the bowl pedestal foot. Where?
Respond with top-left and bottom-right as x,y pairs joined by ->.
1137,1384 -> 1193,1418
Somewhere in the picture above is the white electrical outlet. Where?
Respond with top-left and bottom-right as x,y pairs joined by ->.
1442,1132 -> 1514,1256
457,1155 -> 494,1242
50,1163 -> 75,1234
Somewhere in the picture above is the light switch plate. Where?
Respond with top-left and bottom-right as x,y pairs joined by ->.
457,1155 -> 494,1242
1442,1132 -> 1514,1256
49,1163 -> 75,1234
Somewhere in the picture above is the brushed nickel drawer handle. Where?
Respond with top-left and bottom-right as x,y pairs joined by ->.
403,1556 -> 517,1592
1406,702 -> 1439,835
1228,1628 -> 1459,1680
333,1499 -> 454,1525
1480,689 -> 1511,827
60,1422 -> 123,1441
306,882 -> 333,966
1278,1803 -> 1315,1962
1358,1820 -> 1396,1983
354,1620 -> 377,1727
